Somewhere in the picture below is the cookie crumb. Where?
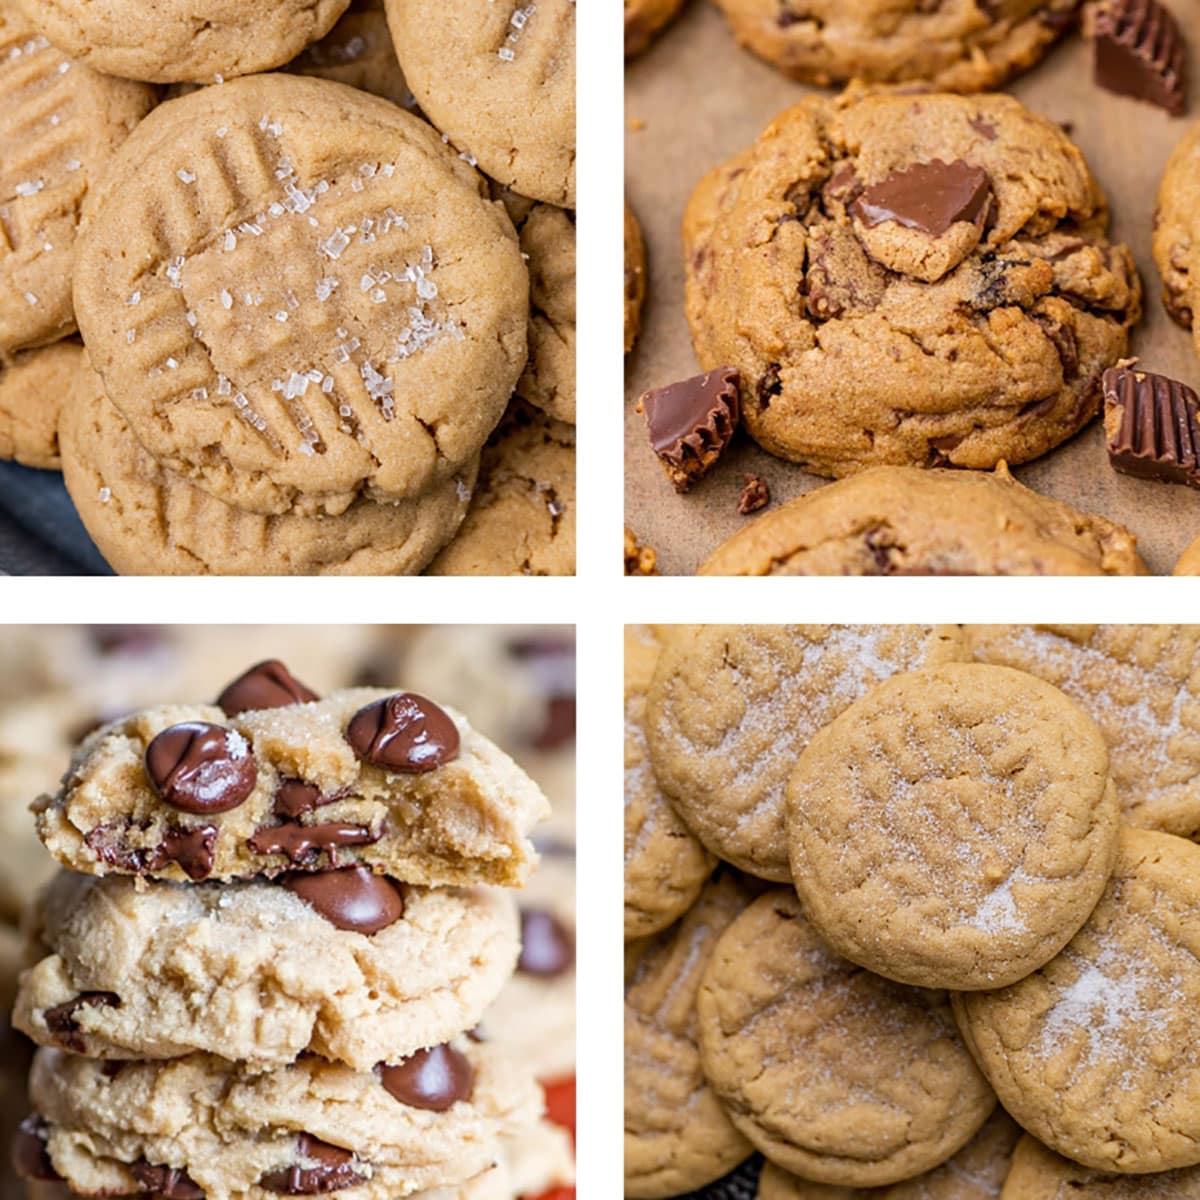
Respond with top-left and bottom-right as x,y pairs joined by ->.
737,474 -> 769,514
624,527 -> 658,575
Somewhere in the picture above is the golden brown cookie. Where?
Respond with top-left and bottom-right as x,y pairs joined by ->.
1155,119 -> 1200,354
712,1 -> 1078,90
1175,534 -> 1200,575
0,4 -> 155,359
61,361 -> 476,576
645,625 -> 965,879
684,89 -> 1141,477
968,625 -> 1200,838
74,73 -> 527,518
698,465 -> 1149,576
625,870 -> 755,1198
788,663 -> 1119,990
624,625 -> 713,940
384,0 -> 576,208
288,8 -> 414,109
1000,1133 -> 1200,1199
425,402 -> 574,576
954,829 -> 1200,1174
625,201 -> 646,355
625,0 -> 685,58
698,890 -> 995,1188
12,0 -> 350,83
0,339 -> 81,469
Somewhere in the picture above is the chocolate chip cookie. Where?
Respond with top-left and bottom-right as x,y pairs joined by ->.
699,464 -> 1149,576
684,88 -> 1141,476
1155,118 -> 1200,358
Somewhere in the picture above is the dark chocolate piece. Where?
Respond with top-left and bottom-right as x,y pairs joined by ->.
248,821 -> 379,864
640,368 -> 740,493
345,693 -> 460,773
84,823 -> 217,880
283,867 -> 405,934
260,1135 -> 363,1195
852,160 -> 991,237
737,474 -> 770,515
130,1162 -> 205,1200
1094,0 -> 1186,115
518,909 -> 575,977
43,992 -> 120,1052
217,660 -> 318,716
144,722 -> 256,814
11,1115 -> 60,1182
1104,364 -> 1200,486
378,1044 -> 475,1111
273,780 -> 348,819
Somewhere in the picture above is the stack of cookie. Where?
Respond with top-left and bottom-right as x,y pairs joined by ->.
11,657 -> 573,1200
625,624 -> 1200,1198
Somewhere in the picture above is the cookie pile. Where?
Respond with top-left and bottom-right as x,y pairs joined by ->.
625,624 -> 1200,1197
0,0 -> 575,575
10,657 -> 574,1200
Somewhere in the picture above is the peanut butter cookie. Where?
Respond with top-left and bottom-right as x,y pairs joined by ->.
625,0 -> 685,57
1173,534 -> 1200,575
0,340 -> 82,468
625,201 -> 646,355
1000,1133 -> 1200,1199
1155,119 -> 1200,357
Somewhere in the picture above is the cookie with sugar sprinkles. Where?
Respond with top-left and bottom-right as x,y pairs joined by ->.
12,0 -> 351,84
0,1 -> 155,358
954,829 -> 1200,1174
73,73 -> 528,518
385,0 -> 576,208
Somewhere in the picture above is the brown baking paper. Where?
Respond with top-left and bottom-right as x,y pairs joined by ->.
624,0 -> 1200,575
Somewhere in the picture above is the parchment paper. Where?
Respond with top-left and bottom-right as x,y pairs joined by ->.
624,0 -> 1200,575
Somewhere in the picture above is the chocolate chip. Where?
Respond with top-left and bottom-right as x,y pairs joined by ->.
1094,0 -> 1186,115
518,909 -> 575,977
639,367 -> 741,493
737,474 -> 770,515
1103,364 -> 1200,486
1033,313 -> 1080,379
378,1044 -> 475,1111
90,626 -> 164,655
273,780 -> 348,819
217,660 -> 319,716
130,1162 -> 205,1200
43,993 -> 120,1052
248,821 -> 379,865
260,1135 -> 363,1195
345,694 -> 460,773
11,1115 -> 60,1182
756,364 -> 782,410
852,159 -> 992,237
145,722 -> 256,814
84,823 -> 217,880
969,114 -> 998,140
283,867 -> 405,934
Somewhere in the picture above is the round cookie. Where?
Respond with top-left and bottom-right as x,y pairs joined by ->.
0,340 -> 82,469
74,73 -> 527,518
287,8 -> 415,109
711,1 -> 1078,91
788,662 -> 1119,990
684,89 -> 1141,477
1001,1134 -> 1200,1199
757,1109 -> 1021,1199
625,201 -> 646,355
954,829 -> 1200,1174
1155,119 -> 1200,354
1173,534 -> 1200,575
968,625 -> 1200,838
515,204 -> 575,424
645,624 -> 965,879
0,5 -> 155,358
60,366 -> 476,576
384,0 -> 575,208
425,401 -> 575,576
625,870 -> 755,1199
625,0 -> 685,58
625,625 -> 713,940
699,464 -> 1149,576
12,0 -> 350,84
698,890 -> 995,1187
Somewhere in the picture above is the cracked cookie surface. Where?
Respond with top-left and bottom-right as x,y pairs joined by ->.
15,870 -> 519,1070
699,464 -> 1149,576
954,829 -> 1200,1175
645,625 -> 965,879
683,88 -> 1141,477
788,662 -> 1119,990
698,890 -> 995,1188
1000,1133 -> 1200,1198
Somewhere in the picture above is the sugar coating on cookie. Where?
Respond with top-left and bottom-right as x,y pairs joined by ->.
697,890 -> 995,1188
12,0 -> 350,83
789,662 -> 1120,990
954,829 -> 1200,1174
14,871 -> 519,1070
969,625 -> 1200,838
624,871 -> 754,1199
73,74 -> 528,518
624,625 -> 713,940
684,90 -> 1141,478
645,625 -> 966,880
384,0 -> 576,207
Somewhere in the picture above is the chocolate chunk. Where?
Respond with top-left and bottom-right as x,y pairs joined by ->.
518,909 -> 575,977
756,364 -> 782,410
130,1162 -> 205,1200
273,780 -> 348,819
1094,0 -> 1186,115
378,1044 -> 475,1111
283,866 -> 405,934
261,1135 -> 363,1196
345,693 -> 460,772
145,722 -> 256,814
11,1115 -> 60,1182
1104,365 -> 1200,486
43,993 -> 120,1052
640,367 -> 741,493
509,635 -> 576,749
216,660 -> 319,716
84,823 -> 217,879
969,114 -> 998,140
248,821 -> 379,864
1033,313 -> 1080,379
852,160 -> 992,237
737,474 -> 770,514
